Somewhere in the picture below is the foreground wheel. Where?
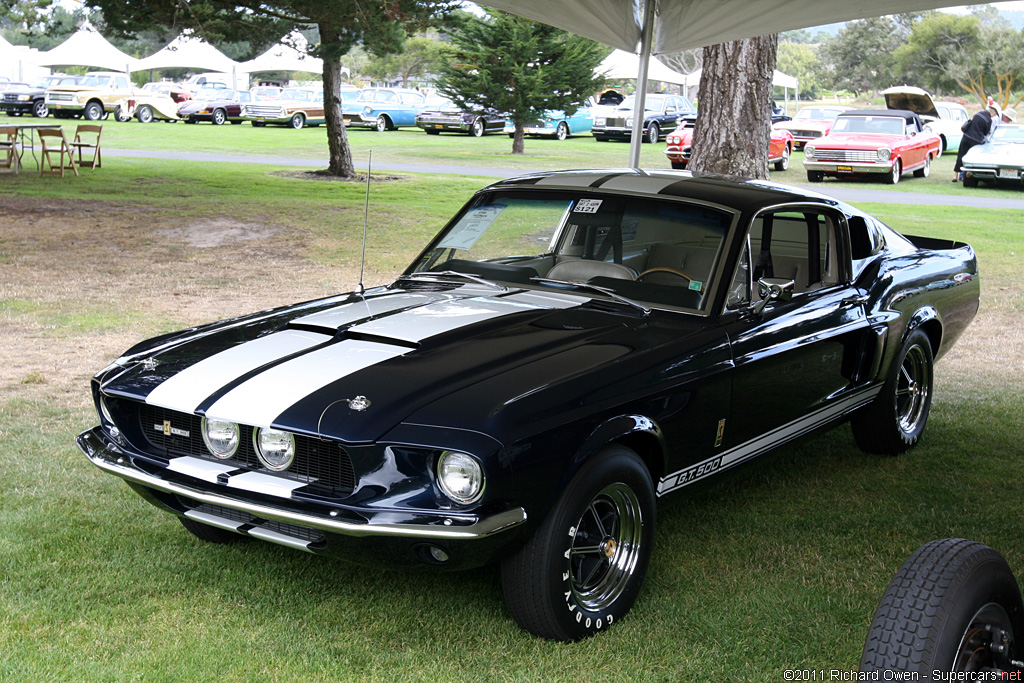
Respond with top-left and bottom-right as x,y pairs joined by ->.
852,328 -> 934,454
645,122 -> 660,144
212,108 -> 227,125
914,154 -> 931,178
374,115 -> 388,132
137,105 -> 154,124
179,516 -> 246,544
861,538 -> 1023,675
32,99 -> 49,118
554,121 -> 569,141
289,113 -> 305,129
774,144 -> 791,171
501,445 -> 655,641
83,101 -> 104,121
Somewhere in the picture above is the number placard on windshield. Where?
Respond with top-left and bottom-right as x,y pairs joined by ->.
574,199 -> 603,214
437,204 -> 508,250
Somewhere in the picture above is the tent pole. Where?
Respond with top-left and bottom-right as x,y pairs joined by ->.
628,0 -> 657,170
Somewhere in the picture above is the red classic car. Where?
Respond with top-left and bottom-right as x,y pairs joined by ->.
772,105 -> 847,149
803,109 -> 942,185
664,123 -> 794,171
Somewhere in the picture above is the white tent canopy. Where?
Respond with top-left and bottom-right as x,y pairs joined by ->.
35,19 -> 139,73
684,68 -> 797,89
597,49 -> 689,86
135,30 -> 240,74
482,0 -> 990,166
242,31 -> 323,74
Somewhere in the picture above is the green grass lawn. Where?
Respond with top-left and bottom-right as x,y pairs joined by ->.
1,159 -> 1022,682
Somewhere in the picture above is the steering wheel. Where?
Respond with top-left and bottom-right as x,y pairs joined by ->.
636,267 -> 701,291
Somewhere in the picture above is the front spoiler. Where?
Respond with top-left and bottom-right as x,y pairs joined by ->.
76,426 -> 527,541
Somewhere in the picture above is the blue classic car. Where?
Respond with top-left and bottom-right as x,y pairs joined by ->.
961,123 -> 1024,188
78,170 -> 978,642
504,107 -> 595,140
343,87 -> 428,131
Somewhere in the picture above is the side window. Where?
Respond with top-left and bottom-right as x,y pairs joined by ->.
729,209 -> 840,307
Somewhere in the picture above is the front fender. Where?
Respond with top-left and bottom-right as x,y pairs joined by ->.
573,414 -> 667,482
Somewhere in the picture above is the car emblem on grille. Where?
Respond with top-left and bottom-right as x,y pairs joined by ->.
347,395 -> 371,411
156,420 -> 190,438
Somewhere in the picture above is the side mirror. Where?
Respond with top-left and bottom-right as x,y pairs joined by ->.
752,277 -> 795,315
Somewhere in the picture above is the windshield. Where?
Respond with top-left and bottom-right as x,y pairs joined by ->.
618,95 -> 666,113
279,89 -> 316,101
831,115 -> 905,135
992,125 -> 1024,143
795,108 -> 844,120
409,190 -> 734,312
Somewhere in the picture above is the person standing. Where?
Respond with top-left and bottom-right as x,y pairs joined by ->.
953,102 -> 999,181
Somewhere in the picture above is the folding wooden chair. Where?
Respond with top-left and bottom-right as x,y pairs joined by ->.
37,128 -> 78,178
70,124 -> 102,169
0,126 -> 22,175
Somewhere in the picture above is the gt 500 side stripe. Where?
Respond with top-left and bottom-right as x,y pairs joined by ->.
657,385 -> 881,496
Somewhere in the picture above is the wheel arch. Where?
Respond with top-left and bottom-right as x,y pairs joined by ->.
906,307 -> 943,358
574,414 -> 667,483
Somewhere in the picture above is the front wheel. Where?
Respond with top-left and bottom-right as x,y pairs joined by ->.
860,539 -> 1023,675
83,101 -> 104,121
851,328 -> 934,454
885,159 -> 902,184
212,108 -> 227,125
500,445 -> 655,641
806,170 -> 824,182
469,118 -> 484,137
289,113 -> 305,129
137,105 -> 154,124
645,122 -> 660,144
554,122 -> 569,141
32,100 -> 49,118
774,144 -> 791,171
374,115 -> 388,132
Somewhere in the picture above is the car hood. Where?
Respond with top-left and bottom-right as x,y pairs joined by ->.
97,284 -> 673,444
963,141 -> 1024,165
811,132 -> 906,147
882,86 -> 939,118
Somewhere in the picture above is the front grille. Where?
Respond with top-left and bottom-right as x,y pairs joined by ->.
791,129 -> 822,139
810,149 -> 880,163
3,94 -> 21,103
245,104 -> 284,118
138,403 -> 356,497
48,93 -> 74,102
182,500 -> 327,545
605,116 -> 627,128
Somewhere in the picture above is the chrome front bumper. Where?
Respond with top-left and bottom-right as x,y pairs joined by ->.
77,426 -> 527,541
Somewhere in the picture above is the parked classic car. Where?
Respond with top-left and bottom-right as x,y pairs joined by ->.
803,109 -> 942,184
415,101 -> 505,136
116,91 -> 182,123
141,81 -> 192,104
882,85 -> 970,155
178,89 -> 251,125
960,123 -> 1024,188
772,105 -> 847,149
505,107 -> 595,140
242,88 -> 324,129
77,169 -> 979,642
591,93 -> 696,143
1,74 -> 82,118
343,87 -> 428,131
664,123 -> 794,171
45,71 -> 135,121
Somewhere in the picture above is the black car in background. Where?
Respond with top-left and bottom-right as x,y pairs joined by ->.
592,93 -> 697,143
415,101 -> 506,136
1,74 -> 83,118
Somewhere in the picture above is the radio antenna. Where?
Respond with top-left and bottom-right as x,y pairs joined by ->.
356,151 -> 371,296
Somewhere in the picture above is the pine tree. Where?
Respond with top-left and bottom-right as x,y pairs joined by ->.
434,11 -> 605,154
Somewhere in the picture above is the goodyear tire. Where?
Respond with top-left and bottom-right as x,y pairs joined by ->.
860,538 -> 1023,674
851,328 -> 933,455
500,444 -> 655,641
179,516 -> 246,544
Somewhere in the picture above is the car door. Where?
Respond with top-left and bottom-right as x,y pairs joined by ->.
721,205 -> 875,457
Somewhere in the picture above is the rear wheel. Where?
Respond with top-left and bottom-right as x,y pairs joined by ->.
851,328 -> 933,454
914,154 -> 931,178
136,105 -> 154,124
860,538 -> 1023,675
500,445 -> 655,641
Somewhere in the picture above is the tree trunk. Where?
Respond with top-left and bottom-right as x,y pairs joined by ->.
689,35 -> 779,180
512,121 -> 525,155
320,24 -> 356,178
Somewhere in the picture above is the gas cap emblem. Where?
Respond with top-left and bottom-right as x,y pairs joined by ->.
347,395 -> 371,411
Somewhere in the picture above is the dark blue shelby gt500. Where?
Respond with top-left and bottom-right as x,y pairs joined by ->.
78,169 -> 979,641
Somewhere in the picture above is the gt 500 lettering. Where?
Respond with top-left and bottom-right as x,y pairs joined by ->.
658,456 -> 723,494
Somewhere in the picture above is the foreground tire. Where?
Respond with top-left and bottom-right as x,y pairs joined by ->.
554,121 -> 569,141
806,170 -> 824,182
179,516 -> 246,544
83,101 -> 104,121
860,538 -> 1023,675
886,159 -> 902,184
469,118 -> 484,137
852,328 -> 934,455
212,108 -> 227,125
374,115 -> 388,132
501,445 -> 655,641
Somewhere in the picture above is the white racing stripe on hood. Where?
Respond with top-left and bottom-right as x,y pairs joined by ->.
145,329 -> 330,414
204,339 -> 408,428
291,291 -> 453,331
346,296 -> 545,344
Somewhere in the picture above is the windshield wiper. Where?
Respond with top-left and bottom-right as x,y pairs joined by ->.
530,277 -> 650,316
398,271 -> 507,291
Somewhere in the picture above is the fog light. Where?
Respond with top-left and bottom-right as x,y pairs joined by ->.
428,546 -> 449,563
437,451 -> 484,504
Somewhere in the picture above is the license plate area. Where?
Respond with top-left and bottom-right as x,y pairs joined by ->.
998,168 -> 1018,179
836,165 -> 853,173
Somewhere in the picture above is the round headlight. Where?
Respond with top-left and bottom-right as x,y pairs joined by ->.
804,145 -> 815,159
255,427 -> 295,471
437,451 -> 484,504
363,106 -> 373,115
201,417 -> 239,459
877,148 -> 892,161
625,117 -> 634,127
